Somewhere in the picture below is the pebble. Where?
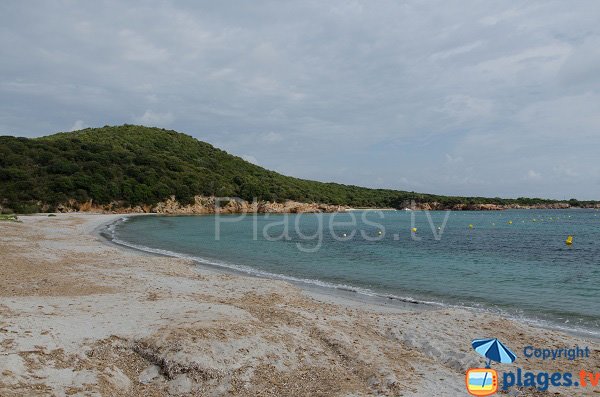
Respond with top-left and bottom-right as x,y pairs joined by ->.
138,364 -> 161,384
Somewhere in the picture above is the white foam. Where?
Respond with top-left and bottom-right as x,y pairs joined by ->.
105,217 -> 600,339
105,217 -> 431,305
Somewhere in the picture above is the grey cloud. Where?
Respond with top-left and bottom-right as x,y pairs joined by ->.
134,110 -> 175,126
1,0 -> 599,199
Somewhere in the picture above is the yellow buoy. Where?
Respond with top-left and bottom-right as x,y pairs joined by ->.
508,220 -> 513,224
566,235 -> 573,246
411,227 -> 417,233
377,230 -> 382,235
468,224 -> 473,229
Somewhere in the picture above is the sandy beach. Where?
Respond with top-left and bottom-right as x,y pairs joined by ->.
0,214 -> 598,396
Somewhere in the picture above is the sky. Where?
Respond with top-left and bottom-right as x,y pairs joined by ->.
1,1 -> 599,200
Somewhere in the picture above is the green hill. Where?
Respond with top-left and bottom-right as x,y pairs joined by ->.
0,125 -> 594,213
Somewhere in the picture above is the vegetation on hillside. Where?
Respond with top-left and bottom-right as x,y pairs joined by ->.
0,214 -> 19,221
0,125 -> 595,213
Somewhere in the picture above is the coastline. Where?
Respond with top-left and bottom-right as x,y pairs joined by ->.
104,213 -> 600,340
21,193 -> 600,216
1,213 -> 598,396
100,215 -> 429,310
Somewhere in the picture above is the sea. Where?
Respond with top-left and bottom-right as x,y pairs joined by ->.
106,209 -> 600,337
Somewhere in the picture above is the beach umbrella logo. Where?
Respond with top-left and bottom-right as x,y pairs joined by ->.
472,338 -> 517,367
466,338 -> 517,396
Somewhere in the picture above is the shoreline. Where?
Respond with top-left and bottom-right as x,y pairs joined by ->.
18,205 -> 599,217
1,213 -> 599,396
103,213 -> 600,341
99,215 -> 430,311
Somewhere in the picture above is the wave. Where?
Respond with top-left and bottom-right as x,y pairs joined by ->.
104,216 -> 600,339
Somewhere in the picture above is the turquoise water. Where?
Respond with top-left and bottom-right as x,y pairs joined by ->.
109,209 -> 600,335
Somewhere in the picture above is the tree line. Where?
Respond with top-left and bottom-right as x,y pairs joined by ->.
0,125 -> 595,213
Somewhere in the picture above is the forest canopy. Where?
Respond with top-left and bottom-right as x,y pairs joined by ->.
0,125 -> 594,213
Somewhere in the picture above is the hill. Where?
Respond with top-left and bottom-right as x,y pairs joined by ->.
0,125 -> 596,213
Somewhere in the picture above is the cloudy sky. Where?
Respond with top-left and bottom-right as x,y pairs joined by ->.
1,1 -> 599,199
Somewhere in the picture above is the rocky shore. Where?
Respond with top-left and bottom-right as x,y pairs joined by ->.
407,201 -> 591,211
5,196 -> 598,216
52,196 -> 348,215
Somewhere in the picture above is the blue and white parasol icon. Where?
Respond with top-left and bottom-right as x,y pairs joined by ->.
472,338 -> 517,367
471,338 -> 517,389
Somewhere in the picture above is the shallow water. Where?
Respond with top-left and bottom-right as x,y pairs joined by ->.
111,209 -> 600,335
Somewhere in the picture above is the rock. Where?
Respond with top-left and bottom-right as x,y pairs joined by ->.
104,366 -> 131,391
150,195 -> 347,215
138,364 -> 161,384
475,203 -> 502,210
55,194 -> 348,214
168,374 -> 192,395
384,373 -> 398,388
53,194 -> 587,213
